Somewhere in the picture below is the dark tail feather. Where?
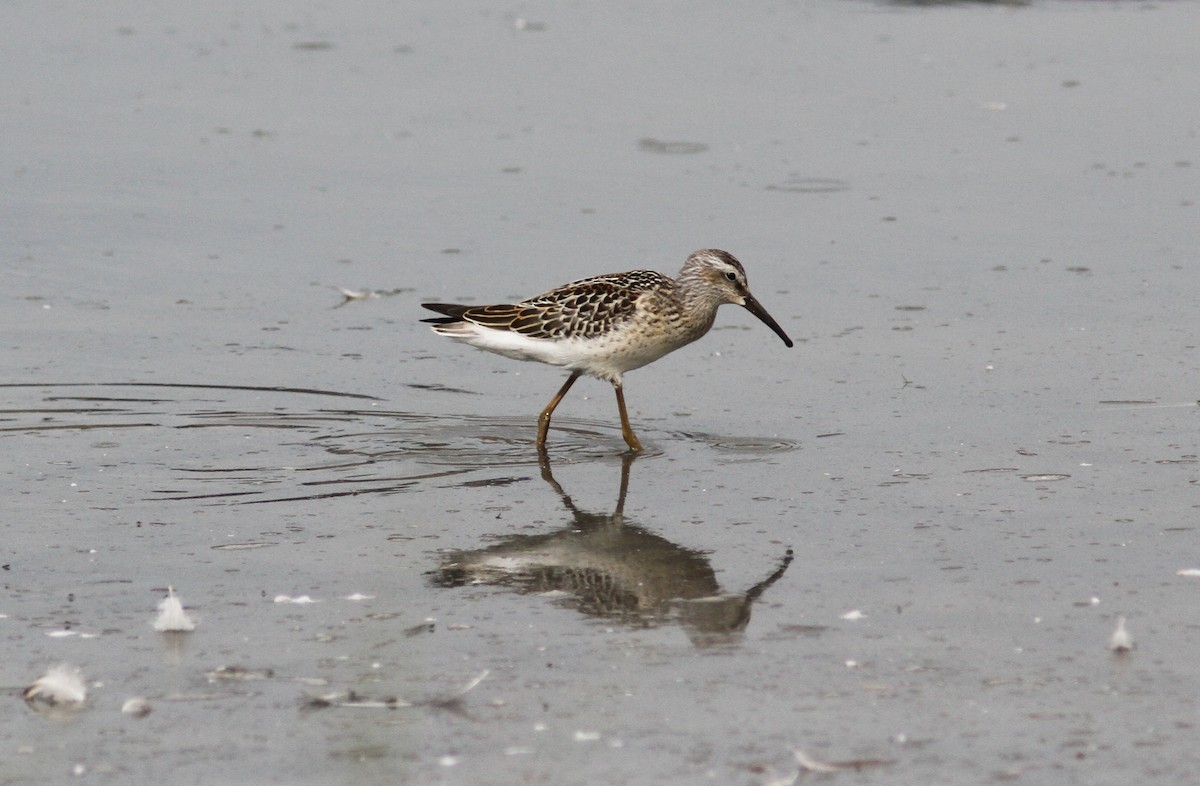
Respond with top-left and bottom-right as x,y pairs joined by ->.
421,302 -> 470,324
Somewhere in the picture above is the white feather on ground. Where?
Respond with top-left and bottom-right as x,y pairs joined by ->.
121,697 -> 152,718
273,594 -> 318,604
153,586 -> 197,632
24,664 -> 88,707
1109,615 -> 1134,652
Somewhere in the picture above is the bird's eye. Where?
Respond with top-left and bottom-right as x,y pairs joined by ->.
724,271 -> 737,282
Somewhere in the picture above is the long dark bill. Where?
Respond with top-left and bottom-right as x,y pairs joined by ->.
742,294 -> 794,348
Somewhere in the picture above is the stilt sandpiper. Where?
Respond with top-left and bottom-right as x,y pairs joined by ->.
422,248 -> 792,452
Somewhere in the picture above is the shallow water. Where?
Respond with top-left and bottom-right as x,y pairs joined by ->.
4,1 -> 1200,784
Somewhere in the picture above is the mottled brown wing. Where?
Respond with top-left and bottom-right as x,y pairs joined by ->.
421,302 -> 540,331
425,270 -> 671,339
519,279 -> 646,338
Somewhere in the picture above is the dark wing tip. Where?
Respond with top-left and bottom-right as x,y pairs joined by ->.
421,303 -> 471,324
422,302 -> 466,315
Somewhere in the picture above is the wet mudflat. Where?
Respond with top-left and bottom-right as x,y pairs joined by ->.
3,1 -> 1199,784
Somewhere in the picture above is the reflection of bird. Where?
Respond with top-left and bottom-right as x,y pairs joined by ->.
422,249 -> 792,452
432,453 -> 793,646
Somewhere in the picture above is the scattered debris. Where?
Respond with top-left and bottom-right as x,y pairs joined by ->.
840,609 -> 867,621
121,697 -> 152,718
274,595 -> 319,604
153,586 -> 197,632
24,665 -> 87,708
303,670 -> 488,712
303,690 -> 413,710
761,748 -> 895,784
206,665 -> 274,682
211,542 -> 276,551
1177,568 -> 1200,577
362,611 -> 401,621
344,593 -> 375,601
404,620 -> 436,637
793,749 -> 841,774
334,287 -> 377,303
794,749 -> 894,774
1109,616 -> 1134,652
331,286 -> 413,308
421,670 -> 489,712
44,629 -> 99,639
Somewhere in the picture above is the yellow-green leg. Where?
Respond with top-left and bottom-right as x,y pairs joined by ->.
537,372 -> 581,447
613,382 -> 644,453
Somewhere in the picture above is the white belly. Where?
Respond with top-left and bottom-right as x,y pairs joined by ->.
436,321 -> 702,383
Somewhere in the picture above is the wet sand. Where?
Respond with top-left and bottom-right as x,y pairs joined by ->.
3,2 -> 1199,784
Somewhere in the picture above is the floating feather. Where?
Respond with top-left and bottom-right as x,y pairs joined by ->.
153,586 -> 197,632
24,664 -> 87,707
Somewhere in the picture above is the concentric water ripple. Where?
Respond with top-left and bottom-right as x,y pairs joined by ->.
2,383 -> 792,505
